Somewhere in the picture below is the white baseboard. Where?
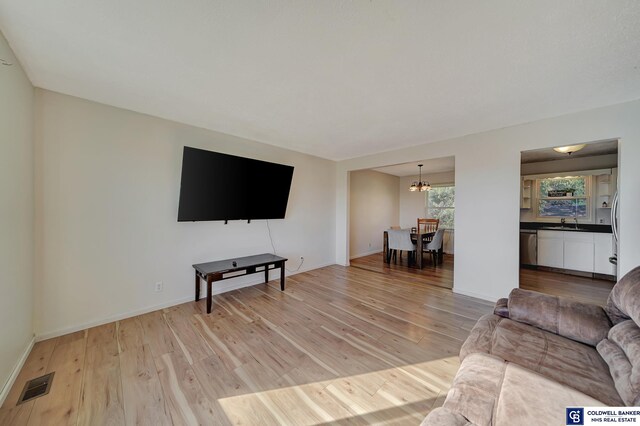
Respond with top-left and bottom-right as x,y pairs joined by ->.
36,261 -> 336,342
36,295 -> 196,341
452,287 -> 499,303
349,249 -> 383,260
0,335 -> 35,406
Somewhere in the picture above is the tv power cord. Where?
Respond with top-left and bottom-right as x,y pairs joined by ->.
266,219 -> 304,272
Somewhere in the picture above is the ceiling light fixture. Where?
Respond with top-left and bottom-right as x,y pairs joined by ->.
409,164 -> 431,192
553,144 -> 586,155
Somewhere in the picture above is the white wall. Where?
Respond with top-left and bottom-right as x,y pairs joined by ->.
336,99 -> 640,302
34,90 -> 336,338
0,31 -> 34,401
349,170 -> 399,259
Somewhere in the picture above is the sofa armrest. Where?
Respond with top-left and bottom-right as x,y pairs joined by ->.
507,288 -> 611,346
494,298 -> 509,318
422,408 -> 474,426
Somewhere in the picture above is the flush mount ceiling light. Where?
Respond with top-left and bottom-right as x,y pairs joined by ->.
409,164 -> 431,192
553,144 -> 586,155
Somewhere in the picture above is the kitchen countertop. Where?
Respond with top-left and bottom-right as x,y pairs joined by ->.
520,222 -> 613,234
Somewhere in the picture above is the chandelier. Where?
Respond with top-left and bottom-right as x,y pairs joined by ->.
409,164 -> 431,192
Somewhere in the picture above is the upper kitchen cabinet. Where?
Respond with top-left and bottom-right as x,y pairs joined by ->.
595,167 -> 618,224
520,178 -> 533,209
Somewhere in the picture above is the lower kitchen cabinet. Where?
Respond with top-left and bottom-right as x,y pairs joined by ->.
537,230 -> 614,275
563,232 -> 594,272
538,230 -> 564,268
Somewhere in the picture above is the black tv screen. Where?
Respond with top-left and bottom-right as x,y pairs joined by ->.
177,147 -> 294,222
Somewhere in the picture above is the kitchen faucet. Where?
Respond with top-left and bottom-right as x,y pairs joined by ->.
561,218 -> 566,226
574,217 -> 579,229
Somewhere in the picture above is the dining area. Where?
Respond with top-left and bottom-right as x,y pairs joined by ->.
383,218 -> 445,269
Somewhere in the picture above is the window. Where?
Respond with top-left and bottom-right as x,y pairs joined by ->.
426,185 -> 454,229
536,176 -> 590,219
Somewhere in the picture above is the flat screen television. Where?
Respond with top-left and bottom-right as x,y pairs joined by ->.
177,147 -> 294,222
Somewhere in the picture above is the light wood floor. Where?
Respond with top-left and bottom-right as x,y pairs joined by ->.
352,252 -> 614,306
519,267 -> 615,306
350,252 -> 454,290
0,264 -> 494,426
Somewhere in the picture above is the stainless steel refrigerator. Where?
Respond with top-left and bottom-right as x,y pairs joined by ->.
610,191 -> 619,276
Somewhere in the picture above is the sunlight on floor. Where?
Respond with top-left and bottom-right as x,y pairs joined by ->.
218,357 -> 458,425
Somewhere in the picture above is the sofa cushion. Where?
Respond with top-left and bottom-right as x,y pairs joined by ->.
423,353 -> 605,426
420,407 -> 472,426
494,356 -> 604,426
606,265 -> 640,325
461,314 -> 624,406
597,320 -> 640,406
507,288 -> 611,346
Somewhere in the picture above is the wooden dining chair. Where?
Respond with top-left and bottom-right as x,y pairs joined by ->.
417,218 -> 439,234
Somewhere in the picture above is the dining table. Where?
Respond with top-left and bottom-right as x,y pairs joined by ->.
382,230 -> 442,269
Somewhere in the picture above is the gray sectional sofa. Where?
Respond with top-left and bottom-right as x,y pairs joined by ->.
423,266 -> 640,425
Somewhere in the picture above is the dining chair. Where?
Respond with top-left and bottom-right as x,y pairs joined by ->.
417,218 -> 439,234
386,229 -> 417,264
422,229 -> 445,266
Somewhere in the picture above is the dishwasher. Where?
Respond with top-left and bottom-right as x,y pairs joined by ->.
520,229 -> 537,266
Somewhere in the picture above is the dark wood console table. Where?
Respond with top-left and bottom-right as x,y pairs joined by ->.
193,253 -> 287,314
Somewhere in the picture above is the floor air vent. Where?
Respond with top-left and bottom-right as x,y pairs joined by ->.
17,372 -> 54,405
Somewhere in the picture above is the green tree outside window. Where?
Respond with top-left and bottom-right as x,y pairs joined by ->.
427,186 -> 455,229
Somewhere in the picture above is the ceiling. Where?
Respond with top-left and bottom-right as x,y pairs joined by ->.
373,157 -> 455,177
1,2 -> 640,161
521,139 -> 618,164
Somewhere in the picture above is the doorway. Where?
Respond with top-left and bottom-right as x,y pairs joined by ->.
347,157 -> 455,289
518,140 -> 618,304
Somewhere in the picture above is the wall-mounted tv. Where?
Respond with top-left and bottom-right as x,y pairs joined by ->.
177,147 -> 294,222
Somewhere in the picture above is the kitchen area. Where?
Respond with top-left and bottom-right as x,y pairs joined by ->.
519,140 -> 619,302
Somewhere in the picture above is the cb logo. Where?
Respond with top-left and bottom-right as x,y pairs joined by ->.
566,407 -> 584,425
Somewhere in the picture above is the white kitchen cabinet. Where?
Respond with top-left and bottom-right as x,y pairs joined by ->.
537,230 -> 564,268
536,230 -> 615,275
594,233 -> 615,275
563,232 -> 594,272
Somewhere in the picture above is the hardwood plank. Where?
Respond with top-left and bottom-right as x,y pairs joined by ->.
119,344 -> 172,425
138,310 -> 179,359
87,322 -> 117,348
190,314 -> 253,371
117,317 -> 145,353
27,335 -> 86,426
77,326 -> 125,426
155,351 -> 224,425
192,354 -> 251,400
163,309 -> 214,365
520,267 -> 614,305
0,338 -> 58,426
